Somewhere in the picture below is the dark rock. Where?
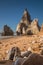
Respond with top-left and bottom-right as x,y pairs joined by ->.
2,25 -> 14,36
14,58 -> 26,65
21,51 -> 32,57
6,47 -> 21,60
21,53 -> 43,65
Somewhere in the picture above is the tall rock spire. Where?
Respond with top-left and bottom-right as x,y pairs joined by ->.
21,9 -> 31,25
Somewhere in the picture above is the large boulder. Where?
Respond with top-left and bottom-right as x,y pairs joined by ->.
2,25 -> 14,36
21,53 -> 43,65
6,47 -> 21,61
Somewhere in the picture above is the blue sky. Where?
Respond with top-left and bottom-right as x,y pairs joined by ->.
0,0 -> 43,32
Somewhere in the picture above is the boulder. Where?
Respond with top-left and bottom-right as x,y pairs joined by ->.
6,47 -> 21,61
21,53 -> 43,65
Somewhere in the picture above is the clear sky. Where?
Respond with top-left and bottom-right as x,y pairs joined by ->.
0,0 -> 43,32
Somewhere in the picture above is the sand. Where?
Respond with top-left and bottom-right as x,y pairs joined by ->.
0,34 -> 43,60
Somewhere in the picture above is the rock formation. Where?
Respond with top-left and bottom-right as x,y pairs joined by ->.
6,47 -> 21,61
26,25 -> 33,35
31,19 -> 40,34
16,9 -> 32,35
40,24 -> 43,32
21,9 -> 31,25
16,9 -> 40,35
2,25 -> 14,36
16,23 -> 27,35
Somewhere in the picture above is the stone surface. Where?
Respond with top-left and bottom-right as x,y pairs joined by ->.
21,53 -> 43,65
16,9 -> 32,35
2,25 -> 14,36
16,9 -> 40,35
31,19 -> 40,34
40,24 -> 43,32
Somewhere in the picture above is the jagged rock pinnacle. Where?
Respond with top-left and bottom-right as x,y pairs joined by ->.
21,9 -> 31,25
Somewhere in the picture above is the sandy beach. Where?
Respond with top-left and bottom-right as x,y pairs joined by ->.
0,34 -> 43,60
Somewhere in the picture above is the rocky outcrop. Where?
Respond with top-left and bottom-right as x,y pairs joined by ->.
21,9 -> 31,25
16,9 -> 40,35
16,9 -> 32,35
2,25 -> 14,36
40,24 -> 43,32
31,19 -> 40,34
26,26 -> 33,35
16,22 -> 27,35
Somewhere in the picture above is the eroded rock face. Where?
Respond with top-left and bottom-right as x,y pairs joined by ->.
2,25 -> 14,36
40,24 -> 43,32
16,9 -> 32,35
26,25 -> 33,35
16,22 -> 27,35
31,19 -> 40,34
21,9 -> 31,25
16,9 -> 40,35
